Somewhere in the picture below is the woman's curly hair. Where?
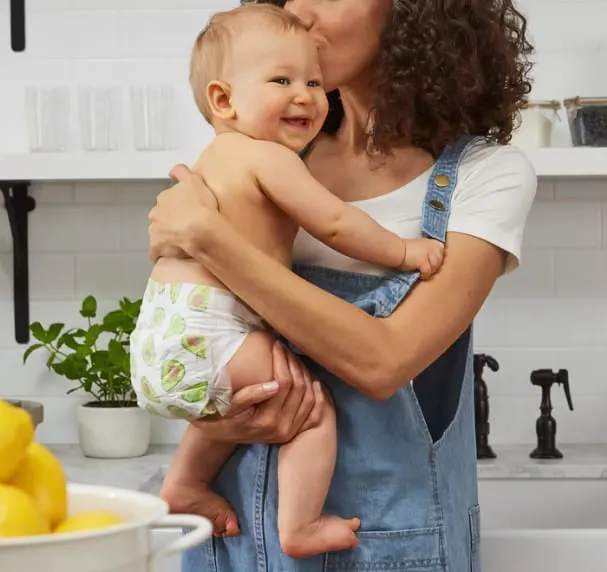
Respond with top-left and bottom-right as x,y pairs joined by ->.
248,0 -> 534,157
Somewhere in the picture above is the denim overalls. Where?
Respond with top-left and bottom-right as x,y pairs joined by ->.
183,135 -> 482,572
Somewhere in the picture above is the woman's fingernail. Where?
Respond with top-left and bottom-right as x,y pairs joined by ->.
262,381 -> 279,391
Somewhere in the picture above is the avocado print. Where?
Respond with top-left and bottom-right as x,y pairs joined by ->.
141,376 -> 161,403
186,285 -> 210,312
161,360 -> 186,391
181,334 -> 207,359
167,405 -> 192,419
164,314 -> 186,339
151,306 -> 166,328
158,284 -> 166,295
145,404 -> 161,416
130,353 -> 137,379
130,328 -> 141,346
202,402 -> 218,416
144,281 -> 155,301
182,381 -> 209,403
170,283 -> 182,304
142,334 -> 156,366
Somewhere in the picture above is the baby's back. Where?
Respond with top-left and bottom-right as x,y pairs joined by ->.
152,133 -> 298,288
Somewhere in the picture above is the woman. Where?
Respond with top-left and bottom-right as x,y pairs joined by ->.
150,0 -> 536,570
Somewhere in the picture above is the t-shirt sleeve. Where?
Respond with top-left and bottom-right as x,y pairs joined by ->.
447,143 -> 537,273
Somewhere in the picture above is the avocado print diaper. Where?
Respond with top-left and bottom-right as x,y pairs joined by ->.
130,280 -> 265,420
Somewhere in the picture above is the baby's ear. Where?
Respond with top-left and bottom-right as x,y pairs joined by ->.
207,81 -> 236,120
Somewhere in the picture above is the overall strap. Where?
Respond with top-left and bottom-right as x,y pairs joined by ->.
422,135 -> 482,242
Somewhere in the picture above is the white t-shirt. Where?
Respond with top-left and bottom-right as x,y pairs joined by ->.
293,140 -> 537,275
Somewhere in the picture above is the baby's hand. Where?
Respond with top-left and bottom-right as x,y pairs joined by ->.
399,238 -> 444,279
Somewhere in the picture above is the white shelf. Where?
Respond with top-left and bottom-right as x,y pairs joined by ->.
523,148 -> 607,178
0,151 -> 200,181
0,147 -> 606,181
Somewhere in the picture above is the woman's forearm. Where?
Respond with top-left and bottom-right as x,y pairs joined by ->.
188,217 -> 395,396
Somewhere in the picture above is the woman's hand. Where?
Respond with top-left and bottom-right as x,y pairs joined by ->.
192,341 -> 325,444
148,163 -> 219,262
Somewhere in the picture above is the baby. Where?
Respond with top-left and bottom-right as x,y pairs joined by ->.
130,3 -> 444,559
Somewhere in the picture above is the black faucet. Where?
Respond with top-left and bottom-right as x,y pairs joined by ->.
474,353 -> 499,459
530,369 -> 574,460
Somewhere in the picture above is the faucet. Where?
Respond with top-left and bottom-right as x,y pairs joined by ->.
474,353 -> 499,459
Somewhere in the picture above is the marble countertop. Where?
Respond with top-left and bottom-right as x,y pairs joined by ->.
48,444 -> 176,491
48,443 -> 607,492
477,444 -> 607,480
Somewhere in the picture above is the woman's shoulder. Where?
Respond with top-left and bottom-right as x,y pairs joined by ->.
449,140 -> 538,273
454,140 -> 537,204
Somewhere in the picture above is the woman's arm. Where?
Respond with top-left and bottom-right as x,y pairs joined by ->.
150,167 -> 499,400
149,148 -> 534,400
190,220 -> 502,399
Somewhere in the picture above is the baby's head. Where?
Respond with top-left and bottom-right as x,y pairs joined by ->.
190,4 -> 328,152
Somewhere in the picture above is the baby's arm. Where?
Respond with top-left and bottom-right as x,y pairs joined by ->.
252,141 -> 443,276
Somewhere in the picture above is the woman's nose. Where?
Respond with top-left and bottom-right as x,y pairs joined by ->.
284,0 -> 314,30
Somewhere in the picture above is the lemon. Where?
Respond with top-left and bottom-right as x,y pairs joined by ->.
10,441 -> 67,529
54,511 -> 125,534
0,400 -> 34,482
0,483 -> 50,537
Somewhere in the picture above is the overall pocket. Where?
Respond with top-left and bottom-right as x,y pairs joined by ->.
469,504 -> 481,572
324,526 -> 446,571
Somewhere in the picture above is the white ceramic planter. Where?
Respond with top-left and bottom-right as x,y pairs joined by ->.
77,402 -> 151,459
0,483 -> 212,572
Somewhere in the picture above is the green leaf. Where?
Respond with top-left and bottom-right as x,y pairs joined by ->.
80,295 -> 97,318
53,355 -> 88,380
102,310 -> 128,332
90,350 -> 111,371
23,343 -> 44,364
46,323 -> 65,343
84,324 -> 102,347
62,335 -> 80,351
30,322 -> 46,342
108,339 -> 127,365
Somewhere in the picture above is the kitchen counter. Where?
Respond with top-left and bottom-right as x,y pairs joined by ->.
48,444 -> 177,491
48,443 -> 607,493
477,444 -> 607,480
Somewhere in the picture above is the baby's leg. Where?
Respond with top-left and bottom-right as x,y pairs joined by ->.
163,330 -> 276,536
161,429 -> 238,536
278,391 -> 360,558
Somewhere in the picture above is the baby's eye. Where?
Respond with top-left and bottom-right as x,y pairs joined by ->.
307,80 -> 322,88
270,77 -> 290,85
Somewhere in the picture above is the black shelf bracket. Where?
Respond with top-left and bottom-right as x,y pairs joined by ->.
1,182 -> 35,344
10,0 -> 26,52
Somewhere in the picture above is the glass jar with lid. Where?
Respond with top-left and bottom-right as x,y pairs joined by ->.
510,100 -> 561,148
563,97 -> 607,147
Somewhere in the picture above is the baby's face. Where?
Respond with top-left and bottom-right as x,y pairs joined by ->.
226,27 -> 328,151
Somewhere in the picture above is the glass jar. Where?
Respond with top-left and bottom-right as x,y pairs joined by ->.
511,100 -> 560,148
563,97 -> 607,147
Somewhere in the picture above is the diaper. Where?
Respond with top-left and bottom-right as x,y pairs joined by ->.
130,280 -> 264,420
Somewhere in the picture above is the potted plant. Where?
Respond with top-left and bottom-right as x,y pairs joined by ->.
23,294 -> 151,459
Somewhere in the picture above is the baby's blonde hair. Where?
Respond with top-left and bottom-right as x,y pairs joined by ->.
190,4 -> 308,123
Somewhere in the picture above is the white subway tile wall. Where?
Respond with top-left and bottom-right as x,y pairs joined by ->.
0,0 -> 606,444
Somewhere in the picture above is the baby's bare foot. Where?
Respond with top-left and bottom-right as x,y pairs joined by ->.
280,515 -> 360,559
161,483 -> 239,537
197,487 -> 240,537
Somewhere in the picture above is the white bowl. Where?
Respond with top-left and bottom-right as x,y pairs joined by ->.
0,483 -> 212,572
